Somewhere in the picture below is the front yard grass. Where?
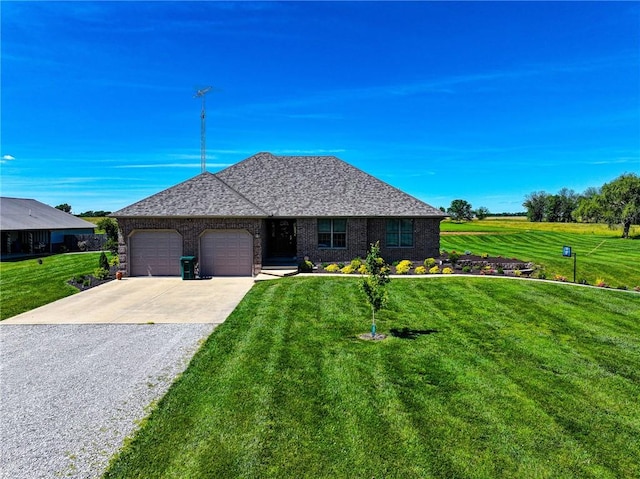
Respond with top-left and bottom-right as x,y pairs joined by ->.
0,253 -> 105,320
105,277 -> 640,479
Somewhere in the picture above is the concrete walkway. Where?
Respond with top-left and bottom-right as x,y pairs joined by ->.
2,277 -> 255,324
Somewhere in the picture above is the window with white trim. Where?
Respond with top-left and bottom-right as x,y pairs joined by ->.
318,219 -> 347,248
386,219 -> 414,247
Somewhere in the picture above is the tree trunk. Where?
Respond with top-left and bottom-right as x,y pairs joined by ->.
623,220 -> 631,239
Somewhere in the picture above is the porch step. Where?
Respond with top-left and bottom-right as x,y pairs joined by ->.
258,268 -> 298,278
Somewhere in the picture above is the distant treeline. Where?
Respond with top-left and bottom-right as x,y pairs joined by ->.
76,210 -> 112,217
522,173 -> 639,238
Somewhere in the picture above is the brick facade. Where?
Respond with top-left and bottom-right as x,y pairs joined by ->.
117,216 -> 441,275
117,217 -> 262,276
297,217 -> 441,264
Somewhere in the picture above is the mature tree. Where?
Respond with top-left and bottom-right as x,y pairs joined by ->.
574,186 -> 602,223
55,203 -> 72,213
474,206 -> 490,220
544,194 -> 561,222
556,188 -> 579,222
595,173 -> 640,238
447,199 -> 473,222
361,241 -> 390,338
523,191 -> 548,222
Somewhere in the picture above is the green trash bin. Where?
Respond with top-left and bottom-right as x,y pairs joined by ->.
180,256 -> 197,280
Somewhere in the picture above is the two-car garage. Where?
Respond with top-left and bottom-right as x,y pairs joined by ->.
128,229 -> 253,277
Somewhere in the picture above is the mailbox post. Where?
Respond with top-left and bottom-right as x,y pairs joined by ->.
562,246 -> 577,283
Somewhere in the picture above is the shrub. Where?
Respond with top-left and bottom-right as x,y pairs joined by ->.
424,258 -> 436,268
537,271 -> 547,280
338,263 -> 345,269
340,265 -> 356,274
350,258 -> 363,269
321,262 -> 329,268
395,260 -> 413,275
77,241 -> 88,252
73,274 -> 86,283
105,239 -> 119,254
325,264 -> 340,272
514,269 -> 522,277
481,252 -> 489,259
109,255 -> 119,267
442,267 -> 453,274
94,267 -> 110,280
554,274 -> 567,282
497,267 -> 504,275
448,251 -> 460,266
462,266 -> 471,273
357,264 -> 368,274
298,260 -> 314,273
595,278 -> 609,288
414,266 -> 427,275
99,251 -> 110,271
465,250 -> 472,255
429,266 -> 440,274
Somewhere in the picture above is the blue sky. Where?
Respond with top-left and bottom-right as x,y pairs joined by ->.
2,1 -> 639,214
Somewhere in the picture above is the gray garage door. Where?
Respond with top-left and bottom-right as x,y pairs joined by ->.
200,230 -> 253,276
130,230 -> 183,276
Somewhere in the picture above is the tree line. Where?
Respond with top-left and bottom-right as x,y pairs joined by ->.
523,173 -> 640,238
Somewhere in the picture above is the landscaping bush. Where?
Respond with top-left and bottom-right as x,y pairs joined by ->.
340,265 -> 356,274
481,252 -> 489,259
428,266 -> 440,274
448,250 -> 460,266
99,251 -> 110,271
414,266 -> 427,275
350,258 -> 363,269
298,260 -> 314,273
357,264 -> 368,274
325,264 -> 340,273
94,267 -> 110,280
514,269 -> 522,277
395,260 -> 413,275
424,258 -> 436,268
442,267 -> 453,274
462,266 -> 471,273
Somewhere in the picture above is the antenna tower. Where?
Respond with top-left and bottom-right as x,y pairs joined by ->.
194,86 -> 213,173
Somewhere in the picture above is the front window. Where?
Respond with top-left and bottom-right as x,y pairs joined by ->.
318,219 -> 347,248
386,219 -> 413,247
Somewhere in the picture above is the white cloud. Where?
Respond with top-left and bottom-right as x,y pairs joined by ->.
2,154 -> 16,161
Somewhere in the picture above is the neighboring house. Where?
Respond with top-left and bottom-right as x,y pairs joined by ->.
0,197 -> 96,256
112,152 -> 445,277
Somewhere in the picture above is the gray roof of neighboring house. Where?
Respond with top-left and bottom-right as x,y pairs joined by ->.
113,152 -> 444,218
0,197 -> 96,231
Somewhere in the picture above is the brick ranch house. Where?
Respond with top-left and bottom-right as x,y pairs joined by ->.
111,152 -> 445,277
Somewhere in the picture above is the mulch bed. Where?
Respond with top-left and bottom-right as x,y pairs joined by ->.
67,275 -> 114,291
314,254 -> 534,276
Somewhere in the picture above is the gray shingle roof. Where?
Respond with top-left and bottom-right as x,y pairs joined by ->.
113,152 -> 444,218
111,172 -> 268,217
0,197 -> 96,230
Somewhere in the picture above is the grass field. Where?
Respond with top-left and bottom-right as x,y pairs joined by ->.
104,277 -> 640,479
0,252 -> 106,320
440,219 -> 640,289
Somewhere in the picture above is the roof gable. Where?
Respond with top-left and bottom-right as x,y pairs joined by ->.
112,172 -> 267,217
216,152 -> 443,217
113,153 -> 444,218
0,197 -> 96,230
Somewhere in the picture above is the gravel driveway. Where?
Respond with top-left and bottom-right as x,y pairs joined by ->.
0,323 -> 216,478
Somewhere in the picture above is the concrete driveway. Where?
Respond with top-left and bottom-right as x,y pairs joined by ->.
2,277 -> 255,324
0,277 -> 256,478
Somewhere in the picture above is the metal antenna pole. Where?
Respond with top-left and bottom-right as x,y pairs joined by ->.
194,86 -> 212,173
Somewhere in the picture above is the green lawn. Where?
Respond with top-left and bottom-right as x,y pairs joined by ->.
104,277 -> 640,479
439,221 -> 639,289
0,252 -> 106,320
